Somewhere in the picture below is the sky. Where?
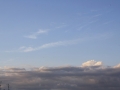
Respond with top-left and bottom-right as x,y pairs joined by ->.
0,0 -> 120,90
0,0 -> 120,67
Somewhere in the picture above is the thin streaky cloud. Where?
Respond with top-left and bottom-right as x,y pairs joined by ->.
5,39 -> 82,53
23,33 -> 110,52
103,21 -> 112,24
56,24 -> 67,29
24,29 -> 48,39
77,19 -> 98,31
21,39 -> 81,52
37,29 -> 47,34
6,33 -> 109,53
92,14 -> 102,18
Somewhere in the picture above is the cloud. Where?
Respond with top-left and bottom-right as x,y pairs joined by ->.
0,60 -> 120,90
81,60 -> 103,67
18,39 -> 80,52
6,32 -> 109,53
55,23 -> 67,29
24,29 -> 48,39
92,14 -> 102,18
114,64 -> 120,68
103,21 -> 112,25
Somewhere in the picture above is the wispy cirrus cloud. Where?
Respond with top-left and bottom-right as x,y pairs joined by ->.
19,39 -> 80,52
92,14 -> 102,18
5,38 -> 82,53
6,32 -> 109,53
5,38 -> 83,53
24,29 -> 48,39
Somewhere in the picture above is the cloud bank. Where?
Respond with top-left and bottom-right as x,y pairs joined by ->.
0,60 -> 120,90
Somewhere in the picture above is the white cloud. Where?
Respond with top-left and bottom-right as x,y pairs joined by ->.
23,47 -> 34,52
19,39 -> 80,52
114,64 -> 120,68
24,29 -> 48,39
81,60 -> 103,67
6,33 -> 108,53
56,24 -> 67,29
92,14 -> 102,18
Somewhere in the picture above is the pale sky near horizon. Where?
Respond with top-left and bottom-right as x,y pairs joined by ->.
0,0 -> 120,67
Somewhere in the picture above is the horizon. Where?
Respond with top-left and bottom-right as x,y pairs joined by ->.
0,0 -> 120,90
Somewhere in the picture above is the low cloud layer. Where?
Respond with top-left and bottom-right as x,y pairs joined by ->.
0,60 -> 120,90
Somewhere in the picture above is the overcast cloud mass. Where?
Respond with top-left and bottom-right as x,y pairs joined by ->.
0,60 -> 120,90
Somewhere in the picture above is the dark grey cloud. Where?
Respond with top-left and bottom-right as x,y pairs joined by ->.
0,64 -> 120,90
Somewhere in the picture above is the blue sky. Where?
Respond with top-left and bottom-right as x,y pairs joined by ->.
0,0 -> 120,67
